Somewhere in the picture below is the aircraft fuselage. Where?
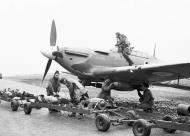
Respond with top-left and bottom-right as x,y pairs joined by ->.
54,47 -> 160,82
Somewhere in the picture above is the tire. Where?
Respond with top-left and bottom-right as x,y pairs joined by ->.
126,110 -> 138,126
11,100 -> 19,111
95,114 -> 111,132
162,116 -> 176,133
24,102 -> 32,115
132,119 -> 151,136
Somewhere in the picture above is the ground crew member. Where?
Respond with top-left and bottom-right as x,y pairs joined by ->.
115,32 -> 134,66
115,32 -> 130,52
62,78 -> 89,118
98,79 -> 115,106
46,71 -> 89,115
46,70 -> 62,112
137,83 -> 154,112
46,70 -> 61,96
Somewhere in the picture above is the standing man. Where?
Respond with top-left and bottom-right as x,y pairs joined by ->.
115,32 -> 134,66
137,83 -> 154,112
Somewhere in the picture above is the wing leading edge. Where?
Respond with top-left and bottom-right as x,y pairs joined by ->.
91,62 -> 190,83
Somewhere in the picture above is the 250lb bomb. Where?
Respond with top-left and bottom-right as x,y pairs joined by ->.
177,104 -> 190,116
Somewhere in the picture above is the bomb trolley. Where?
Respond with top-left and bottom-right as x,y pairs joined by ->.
0,90 -> 37,111
132,104 -> 190,136
22,99 -> 138,131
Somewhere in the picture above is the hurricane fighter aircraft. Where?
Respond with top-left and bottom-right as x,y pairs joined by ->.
41,20 -> 190,94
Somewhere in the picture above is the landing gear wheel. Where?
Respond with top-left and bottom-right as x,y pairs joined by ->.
95,114 -> 111,132
132,119 -> 151,136
126,110 -> 138,126
11,100 -> 19,111
162,116 -> 176,133
24,102 -> 32,115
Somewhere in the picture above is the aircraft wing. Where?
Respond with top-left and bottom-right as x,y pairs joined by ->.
92,62 -> 190,84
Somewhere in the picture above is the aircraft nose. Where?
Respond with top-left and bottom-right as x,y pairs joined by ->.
52,51 -> 63,59
41,50 -> 56,60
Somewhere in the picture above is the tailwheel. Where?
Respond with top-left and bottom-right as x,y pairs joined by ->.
132,119 -> 151,136
95,114 -> 111,132
162,116 -> 176,133
11,100 -> 19,111
23,102 -> 32,115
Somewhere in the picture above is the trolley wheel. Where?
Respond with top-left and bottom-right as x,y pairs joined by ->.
23,102 -> 32,115
132,119 -> 151,136
162,116 -> 176,133
126,110 -> 138,126
11,100 -> 19,111
95,114 -> 111,132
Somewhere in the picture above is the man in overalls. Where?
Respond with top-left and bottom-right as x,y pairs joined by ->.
115,32 -> 134,66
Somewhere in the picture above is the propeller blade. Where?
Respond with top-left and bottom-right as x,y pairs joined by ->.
42,59 -> 52,83
50,20 -> 57,46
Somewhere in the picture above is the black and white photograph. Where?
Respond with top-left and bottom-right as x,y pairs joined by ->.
1,0 -> 190,136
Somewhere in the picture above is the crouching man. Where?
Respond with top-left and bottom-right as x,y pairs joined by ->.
46,70 -> 62,112
46,70 -> 61,97
62,78 -> 89,118
46,71 -> 89,115
137,83 -> 154,112
97,79 -> 116,107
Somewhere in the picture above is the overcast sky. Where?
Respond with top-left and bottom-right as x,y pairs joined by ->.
0,0 -> 190,76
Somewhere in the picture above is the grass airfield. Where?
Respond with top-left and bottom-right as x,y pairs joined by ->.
6,73 -> 190,117
0,74 -> 190,136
